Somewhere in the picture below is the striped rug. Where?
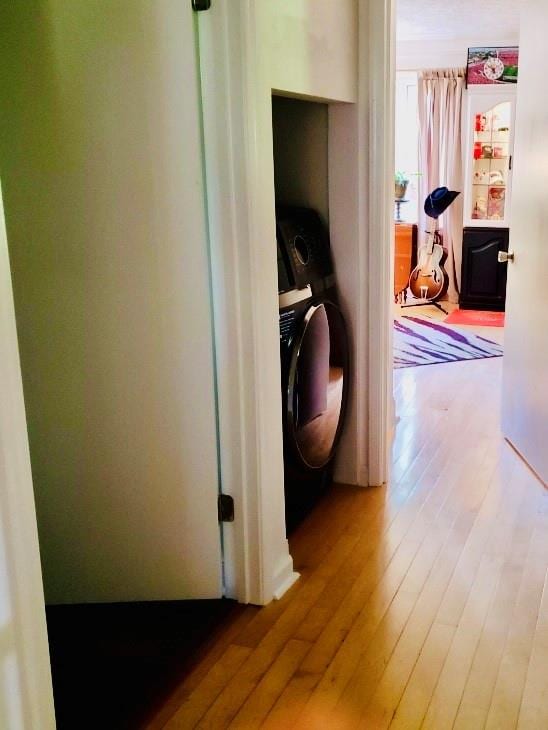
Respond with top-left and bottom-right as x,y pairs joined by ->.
394,316 -> 503,369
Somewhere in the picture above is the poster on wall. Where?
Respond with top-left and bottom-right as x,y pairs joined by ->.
466,47 -> 519,86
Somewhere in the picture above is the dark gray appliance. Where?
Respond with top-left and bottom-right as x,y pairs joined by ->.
276,207 -> 349,532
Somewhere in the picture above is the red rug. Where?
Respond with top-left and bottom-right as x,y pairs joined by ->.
444,309 -> 505,327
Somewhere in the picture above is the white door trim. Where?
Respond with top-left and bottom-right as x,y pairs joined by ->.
198,1 -> 298,605
0,183 -> 56,728
364,0 -> 396,486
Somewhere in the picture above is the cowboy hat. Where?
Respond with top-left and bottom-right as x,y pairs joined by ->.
424,187 -> 460,219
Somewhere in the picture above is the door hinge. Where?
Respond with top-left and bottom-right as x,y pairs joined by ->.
192,0 -> 211,10
218,494 -> 234,522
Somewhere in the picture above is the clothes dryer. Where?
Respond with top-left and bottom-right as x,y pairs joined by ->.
276,207 -> 350,532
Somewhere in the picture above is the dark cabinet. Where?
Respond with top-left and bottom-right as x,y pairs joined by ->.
460,227 -> 509,311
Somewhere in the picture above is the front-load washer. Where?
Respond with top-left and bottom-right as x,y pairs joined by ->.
276,207 -> 350,532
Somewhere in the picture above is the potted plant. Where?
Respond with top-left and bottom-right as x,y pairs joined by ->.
395,171 -> 410,200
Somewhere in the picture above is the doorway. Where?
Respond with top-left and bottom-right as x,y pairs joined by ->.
391,3 -> 518,402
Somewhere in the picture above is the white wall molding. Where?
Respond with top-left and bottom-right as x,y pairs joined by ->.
364,0 -> 396,486
272,553 -> 300,601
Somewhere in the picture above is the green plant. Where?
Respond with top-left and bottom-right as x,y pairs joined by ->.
395,170 -> 421,184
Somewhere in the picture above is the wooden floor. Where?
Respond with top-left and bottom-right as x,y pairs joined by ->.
148,351 -> 548,729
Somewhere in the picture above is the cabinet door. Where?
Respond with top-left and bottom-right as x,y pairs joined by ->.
460,228 -> 509,310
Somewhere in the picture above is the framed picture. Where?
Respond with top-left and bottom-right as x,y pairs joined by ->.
466,47 -> 519,86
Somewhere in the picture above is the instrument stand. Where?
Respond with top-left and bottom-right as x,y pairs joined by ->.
404,216 -> 449,315
400,296 -> 449,315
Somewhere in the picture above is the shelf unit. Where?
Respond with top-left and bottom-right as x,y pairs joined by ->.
462,86 -> 517,228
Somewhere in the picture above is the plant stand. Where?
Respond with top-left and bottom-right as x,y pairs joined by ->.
394,198 -> 408,222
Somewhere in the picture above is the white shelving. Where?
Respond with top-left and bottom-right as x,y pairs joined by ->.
463,86 -> 517,228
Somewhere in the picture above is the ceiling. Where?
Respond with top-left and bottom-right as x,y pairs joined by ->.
397,0 -> 520,42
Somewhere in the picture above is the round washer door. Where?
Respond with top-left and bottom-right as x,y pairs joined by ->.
286,301 -> 349,470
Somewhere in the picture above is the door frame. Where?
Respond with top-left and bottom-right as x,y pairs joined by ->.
198,0 -> 395,604
364,0 -> 396,485
198,1 -> 298,605
0,182 -> 56,728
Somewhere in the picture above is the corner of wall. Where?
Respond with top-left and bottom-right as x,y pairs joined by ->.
271,550 -> 300,601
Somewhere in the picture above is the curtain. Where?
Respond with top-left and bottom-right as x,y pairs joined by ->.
418,68 -> 465,303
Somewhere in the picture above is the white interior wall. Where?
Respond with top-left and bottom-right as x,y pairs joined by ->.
397,37 -> 519,71
271,96 -> 329,226
0,2 -> 222,604
263,0 -> 358,103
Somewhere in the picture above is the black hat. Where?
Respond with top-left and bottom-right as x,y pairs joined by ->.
424,187 -> 460,219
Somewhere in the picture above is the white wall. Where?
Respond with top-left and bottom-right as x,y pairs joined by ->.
260,0 -> 358,103
272,96 -> 330,226
0,2 -> 222,603
397,38 -> 519,71
0,183 -> 55,727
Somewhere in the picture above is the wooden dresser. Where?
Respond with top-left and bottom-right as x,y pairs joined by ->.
394,222 -> 418,303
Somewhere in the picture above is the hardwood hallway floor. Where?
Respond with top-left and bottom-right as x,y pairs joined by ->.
149,355 -> 548,729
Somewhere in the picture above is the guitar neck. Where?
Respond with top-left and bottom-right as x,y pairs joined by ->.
423,221 -> 440,255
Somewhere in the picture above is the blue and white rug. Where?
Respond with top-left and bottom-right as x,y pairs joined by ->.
394,316 -> 503,369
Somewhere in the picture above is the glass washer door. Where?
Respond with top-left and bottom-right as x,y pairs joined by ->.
286,302 -> 349,470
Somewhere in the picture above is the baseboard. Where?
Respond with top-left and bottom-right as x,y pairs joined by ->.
272,551 -> 300,601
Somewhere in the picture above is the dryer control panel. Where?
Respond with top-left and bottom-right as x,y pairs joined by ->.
276,207 -> 333,293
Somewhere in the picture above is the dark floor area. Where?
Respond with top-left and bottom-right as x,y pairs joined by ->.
46,599 -> 240,729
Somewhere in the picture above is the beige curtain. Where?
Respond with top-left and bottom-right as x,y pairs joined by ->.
418,68 -> 465,303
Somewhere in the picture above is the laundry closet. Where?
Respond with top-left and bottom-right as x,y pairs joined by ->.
253,1 -> 365,537
198,0 -> 372,604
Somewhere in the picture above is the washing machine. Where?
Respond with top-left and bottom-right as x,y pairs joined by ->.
276,206 -> 350,533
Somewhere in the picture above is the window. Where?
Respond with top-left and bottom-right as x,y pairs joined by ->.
395,71 -> 419,223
